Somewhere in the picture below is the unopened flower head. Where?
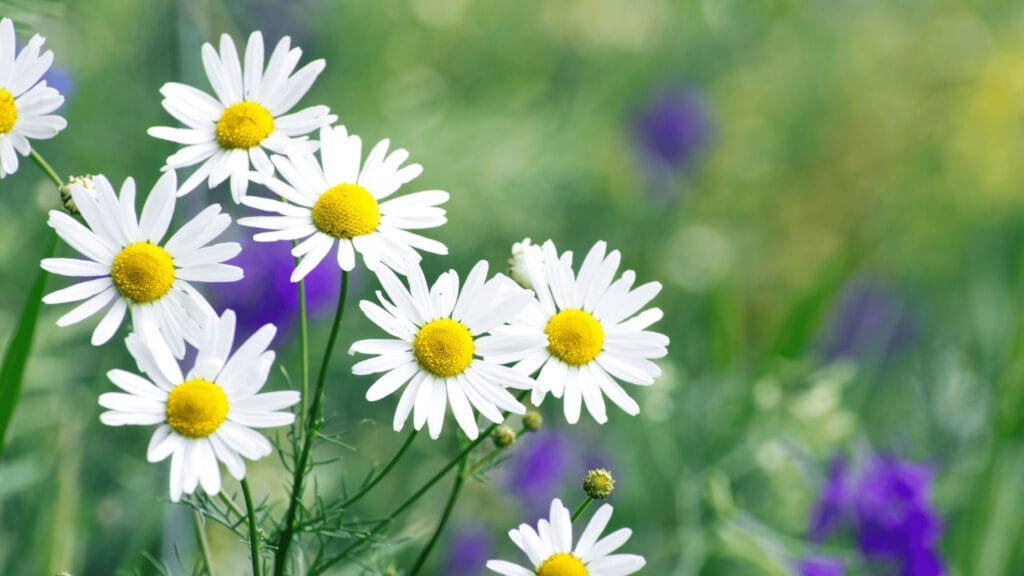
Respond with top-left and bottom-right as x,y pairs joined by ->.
486,498 -> 645,576
0,18 -> 67,179
508,237 -> 545,290
583,468 -> 615,499
42,171 -> 242,356
148,31 -> 336,202
59,174 -> 97,215
238,125 -> 448,281
492,424 -> 516,448
350,261 -> 545,440
482,240 -> 669,425
98,310 -> 299,502
522,409 -> 543,431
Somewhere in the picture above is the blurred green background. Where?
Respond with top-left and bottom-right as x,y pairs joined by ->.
2,0 -> 1024,574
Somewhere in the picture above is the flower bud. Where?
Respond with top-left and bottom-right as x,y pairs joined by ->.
583,468 -> 615,500
492,424 -> 517,448
60,174 -> 97,216
522,410 -> 543,432
508,238 -> 545,290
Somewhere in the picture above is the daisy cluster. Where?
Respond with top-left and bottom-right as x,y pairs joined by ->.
13,19 -> 667,574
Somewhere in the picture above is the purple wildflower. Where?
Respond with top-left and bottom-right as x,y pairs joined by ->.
210,236 -> 341,342
808,454 -> 945,576
504,430 -> 571,517
632,88 -> 711,172
445,526 -> 493,576
823,279 -> 916,362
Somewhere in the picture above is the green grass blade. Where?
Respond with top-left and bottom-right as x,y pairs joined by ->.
0,235 -> 56,460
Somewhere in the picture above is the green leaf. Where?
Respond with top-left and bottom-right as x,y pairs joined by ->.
770,249 -> 856,359
0,235 -> 56,459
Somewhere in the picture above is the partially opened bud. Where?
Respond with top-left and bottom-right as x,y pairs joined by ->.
508,238 -> 545,290
583,468 -> 615,500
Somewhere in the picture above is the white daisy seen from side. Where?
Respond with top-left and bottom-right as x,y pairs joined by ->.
238,125 -> 448,281
484,240 -> 669,424
486,498 -> 646,576
98,310 -> 299,502
349,261 -> 544,439
42,171 -> 242,356
148,31 -> 336,202
0,17 -> 67,178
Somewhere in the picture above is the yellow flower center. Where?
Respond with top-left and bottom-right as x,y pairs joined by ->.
536,553 -> 588,576
215,101 -> 274,149
311,183 -> 381,239
165,379 -> 230,438
110,242 -> 176,304
0,88 -> 17,134
544,309 -> 604,366
413,318 -> 475,377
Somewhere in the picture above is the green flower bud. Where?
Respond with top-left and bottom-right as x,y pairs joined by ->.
583,468 -> 615,500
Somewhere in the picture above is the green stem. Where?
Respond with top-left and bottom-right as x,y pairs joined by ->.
340,430 -> 419,509
408,453 -> 467,575
316,418 -> 514,573
193,509 -> 218,576
274,271 -> 349,576
571,497 -> 594,522
219,492 -> 245,519
296,273 -> 309,432
29,149 -> 64,188
241,479 -> 261,576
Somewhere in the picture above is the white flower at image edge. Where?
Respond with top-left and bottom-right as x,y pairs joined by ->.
41,171 -> 242,357
148,31 -> 336,202
486,498 -> 645,576
238,124 -> 448,281
0,17 -> 67,178
98,311 -> 299,502
487,240 -> 668,425
349,261 -> 545,439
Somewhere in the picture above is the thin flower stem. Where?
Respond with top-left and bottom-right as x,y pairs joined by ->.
29,149 -> 64,188
408,453 -> 468,575
220,492 -> 245,519
315,390 -> 529,575
295,271 -> 309,432
193,509 -> 218,576
241,478 -> 262,576
571,497 -> 594,522
339,429 -> 419,509
274,271 -> 349,576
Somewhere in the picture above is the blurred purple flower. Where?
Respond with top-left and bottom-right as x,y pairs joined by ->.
799,556 -> 846,576
632,88 -> 711,172
823,279 -> 916,362
445,526 -> 492,576
504,430 -> 571,517
211,236 -> 340,342
808,454 -> 944,576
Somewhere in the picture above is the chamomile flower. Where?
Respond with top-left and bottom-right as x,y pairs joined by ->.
238,125 -> 448,281
98,310 -> 299,502
486,498 -> 645,576
0,18 -> 67,178
42,171 -> 242,356
349,261 -> 543,439
484,240 -> 668,424
148,31 -> 336,202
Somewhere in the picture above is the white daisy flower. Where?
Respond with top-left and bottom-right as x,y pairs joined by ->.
148,31 -> 336,202
486,498 -> 646,576
483,240 -> 668,424
508,237 -> 546,290
0,17 -> 67,178
349,261 -> 543,439
99,310 -> 299,502
41,171 -> 242,356
238,124 -> 448,281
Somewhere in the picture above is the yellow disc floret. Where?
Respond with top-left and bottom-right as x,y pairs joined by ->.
311,183 -> 381,239
545,309 -> 604,366
215,101 -> 274,149
413,318 -> 475,377
110,243 -> 175,303
536,553 -> 588,576
0,88 -> 17,134
165,379 -> 229,438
